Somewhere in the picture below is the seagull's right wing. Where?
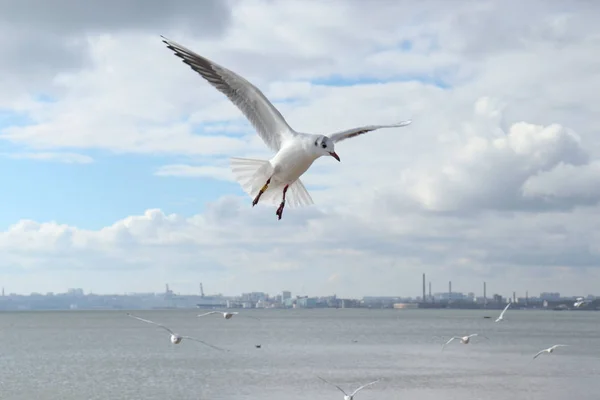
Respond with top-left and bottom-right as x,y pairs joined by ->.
127,313 -> 175,335
197,311 -> 218,317
316,376 -> 347,396
161,36 -> 296,152
350,379 -> 381,396
328,120 -> 412,144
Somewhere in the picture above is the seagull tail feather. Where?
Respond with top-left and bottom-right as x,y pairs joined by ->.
229,157 -> 313,208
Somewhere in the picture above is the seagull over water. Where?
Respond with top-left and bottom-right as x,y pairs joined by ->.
442,333 -> 488,351
197,311 -> 260,321
161,36 -> 412,220
495,302 -> 511,322
127,313 -> 226,351
317,376 -> 381,400
533,344 -> 569,360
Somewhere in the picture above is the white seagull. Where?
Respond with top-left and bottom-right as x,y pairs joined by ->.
161,36 -> 412,220
442,333 -> 488,351
197,311 -> 260,321
532,344 -> 569,360
127,313 -> 226,351
317,376 -> 381,400
495,302 -> 511,322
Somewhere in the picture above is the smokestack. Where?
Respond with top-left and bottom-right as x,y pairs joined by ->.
483,282 -> 487,307
449,281 -> 452,301
513,291 -> 516,304
422,273 -> 426,302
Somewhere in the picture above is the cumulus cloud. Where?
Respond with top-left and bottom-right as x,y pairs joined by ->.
0,0 -> 599,296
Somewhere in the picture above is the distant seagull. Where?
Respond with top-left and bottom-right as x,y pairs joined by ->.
533,345 -> 569,360
126,313 -> 226,351
161,36 -> 412,220
574,297 -> 588,308
255,344 -> 262,349
442,334 -> 488,351
317,376 -> 381,400
197,311 -> 260,320
495,302 -> 511,322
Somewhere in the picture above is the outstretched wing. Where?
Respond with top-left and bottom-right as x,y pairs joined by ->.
442,336 -> 457,351
181,336 -> 228,352
316,376 -> 347,396
350,379 -> 381,396
533,349 -> 546,359
328,120 -> 412,143
499,302 -> 511,318
197,311 -> 219,317
551,344 -> 568,350
127,313 -> 175,335
161,36 -> 296,152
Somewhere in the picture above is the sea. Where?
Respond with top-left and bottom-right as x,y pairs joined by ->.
0,308 -> 598,400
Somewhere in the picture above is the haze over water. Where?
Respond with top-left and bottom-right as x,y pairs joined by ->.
1,308 -> 599,400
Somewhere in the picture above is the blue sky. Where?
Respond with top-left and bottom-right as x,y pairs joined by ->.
0,133 -> 243,230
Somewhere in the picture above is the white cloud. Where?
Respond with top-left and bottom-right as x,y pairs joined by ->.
5,152 -> 94,164
154,164 -> 233,181
0,0 -> 599,296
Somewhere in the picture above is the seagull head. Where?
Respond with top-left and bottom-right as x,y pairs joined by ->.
314,136 -> 340,162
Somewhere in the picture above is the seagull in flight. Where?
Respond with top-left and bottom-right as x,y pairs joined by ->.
495,302 -> 511,322
197,311 -> 260,320
317,376 -> 381,400
442,333 -> 488,351
532,345 -> 569,360
126,313 -> 226,351
161,36 -> 412,220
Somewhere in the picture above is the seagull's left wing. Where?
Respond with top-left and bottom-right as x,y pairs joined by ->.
532,349 -> 546,359
442,337 -> 457,351
328,120 -> 412,144
350,379 -> 381,396
197,311 -> 218,317
182,336 -> 228,352
499,302 -> 511,318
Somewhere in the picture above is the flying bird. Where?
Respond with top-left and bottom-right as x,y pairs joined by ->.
317,376 -> 381,400
532,344 -> 569,360
495,302 -> 511,322
161,36 -> 412,220
442,333 -> 488,351
197,311 -> 260,320
126,313 -> 226,351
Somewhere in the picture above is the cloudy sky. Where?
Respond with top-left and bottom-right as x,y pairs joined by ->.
0,0 -> 599,298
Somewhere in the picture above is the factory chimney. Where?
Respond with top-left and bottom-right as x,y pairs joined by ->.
428,282 -> 432,301
448,281 -> 452,302
422,273 -> 426,303
483,282 -> 487,307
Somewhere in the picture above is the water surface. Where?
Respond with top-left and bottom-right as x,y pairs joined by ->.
1,308 -> 598,399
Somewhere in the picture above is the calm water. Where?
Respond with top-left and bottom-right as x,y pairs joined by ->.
0,308 -> 599,399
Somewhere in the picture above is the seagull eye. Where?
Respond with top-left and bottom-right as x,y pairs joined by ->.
321,143 -> 327,149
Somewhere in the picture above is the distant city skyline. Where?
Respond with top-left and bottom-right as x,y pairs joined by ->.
0,281 -> 594,301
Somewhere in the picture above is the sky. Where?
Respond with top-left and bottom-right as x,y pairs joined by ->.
0,0 -> 599,298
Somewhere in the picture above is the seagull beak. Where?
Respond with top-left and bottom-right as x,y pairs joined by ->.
329,151 -> 341,162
